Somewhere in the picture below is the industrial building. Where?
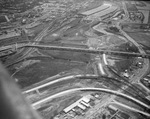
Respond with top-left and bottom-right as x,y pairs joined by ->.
63,95 -> 93,113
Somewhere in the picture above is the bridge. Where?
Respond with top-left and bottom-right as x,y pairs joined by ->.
1,42 -> 150,58
15,44 -> 150,58
1,43 -> 150,58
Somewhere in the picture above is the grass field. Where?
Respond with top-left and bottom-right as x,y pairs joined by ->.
87,35 -> 126,49
108,56 -> 134,74
125,2 -> 138,12
127,32 -> 150,49
39,49 -> 91,63
14,58 -> 89,88
79,0 -> 103,13
0,35 -> 27,46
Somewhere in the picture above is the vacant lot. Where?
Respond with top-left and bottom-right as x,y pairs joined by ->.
108,56 -> 134,74
14,58 -> 88,88
39,49 -> 91,63
126,2 -> 138,12
0,35 -> 27,46
79,0 -> 103,13
127,32 -> 150,49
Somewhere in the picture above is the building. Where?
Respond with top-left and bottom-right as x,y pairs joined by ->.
82,95 -> 92,103
80,101 -> 90,107
77,103 -> 86,110
108,105 -> 118,112
63,95 -> 93,113
64,102 -> 78,113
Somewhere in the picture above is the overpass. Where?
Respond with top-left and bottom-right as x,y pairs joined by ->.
16,44 -> 150,58
3,43 -> 150,67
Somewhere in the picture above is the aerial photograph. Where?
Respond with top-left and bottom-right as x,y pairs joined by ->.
0,0 -> 150,119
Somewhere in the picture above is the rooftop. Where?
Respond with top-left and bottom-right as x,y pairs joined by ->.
63,95 -> 93,113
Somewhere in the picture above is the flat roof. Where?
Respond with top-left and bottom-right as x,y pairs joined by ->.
77,103 -> 86,110
63,95 -> 92,113
108,105 -> 118,111
80,101 -> 90,107
82,95 -> 92,103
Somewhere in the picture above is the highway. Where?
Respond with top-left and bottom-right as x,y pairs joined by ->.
28,2 -> 150,119
32,88 -> 150,111
22,74 -> 98,94
106,65 -> 148,97
21,1 -> 150,111
2,15 -> 83,67
2,1 -> 150,118
97,62 -> 105,75
3,20 -> 61,66
22,70 -> 149,104
3,43 -> 150,67
2,23 -> 51,66
110,101 -> 150,117
15,22 -> 51,60
102,53 -> 108,65
3,43 -> 150,58
17,44 -> 150,58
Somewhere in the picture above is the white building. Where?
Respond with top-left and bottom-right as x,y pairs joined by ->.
80,101 -> 90,107
63,95 -> 92,113
77,103 -> 86,110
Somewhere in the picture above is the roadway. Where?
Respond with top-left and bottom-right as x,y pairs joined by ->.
3,43 -> 150,58
2,42 -> 150,67
28,2 -> 150,119
15,22 -> 52,60
3,19 -> 62,66
22,70 -> 149,103
20,0 -> 149,107
21,0 -> 150,108
117,1 -> 150,93
2,23 -> 51,66
22,74 -> 98,94
23,72 -> 150,117
3,1 -> 150,117
16,44 -> 150,58
3,15 -> 83,67
110,101 -> 150,117
31,88 -> 150,113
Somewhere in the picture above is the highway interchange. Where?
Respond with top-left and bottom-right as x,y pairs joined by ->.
1,0 -> 150,119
